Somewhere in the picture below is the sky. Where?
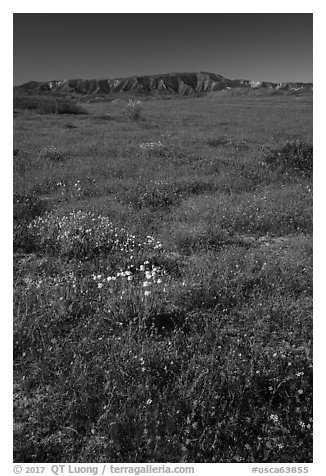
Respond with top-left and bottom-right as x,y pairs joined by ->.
13,13 -> 313,86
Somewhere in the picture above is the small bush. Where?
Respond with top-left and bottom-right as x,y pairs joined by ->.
127,179 -> 218,211
125,99 -> 142,120
14,193 -> 48,221
207,137 -> 249,151
38,145 -> 67,162
264,141 -> 313,175
207,137 -> 230,147
127,181 -> 181,210
56,99 -> 86,115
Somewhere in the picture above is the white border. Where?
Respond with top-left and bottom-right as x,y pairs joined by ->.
4,4 -> 321,475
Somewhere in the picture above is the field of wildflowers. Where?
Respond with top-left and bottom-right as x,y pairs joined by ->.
13,93 -> 312,463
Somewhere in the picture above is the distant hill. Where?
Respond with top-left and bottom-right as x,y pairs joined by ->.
15,72 -> 313,96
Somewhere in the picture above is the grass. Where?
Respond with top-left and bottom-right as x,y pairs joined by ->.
13,93 -> 313,463
14,95 -> 87,115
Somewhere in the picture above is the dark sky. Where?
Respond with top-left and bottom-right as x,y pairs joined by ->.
13,13 -> 313,85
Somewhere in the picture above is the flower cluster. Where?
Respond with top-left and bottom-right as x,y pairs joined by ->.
18,268 -> 78,289
269,414 -> 279,423
55,181 -> 67,196
28,211 -> 164,259
92,259 -> 168,297
74,180 -> 82,192
152,180 -> 170,187
140,141 -> 164,150
56,179 -> 97,196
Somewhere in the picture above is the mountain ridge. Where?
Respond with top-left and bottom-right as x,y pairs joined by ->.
16,71 -> 313,96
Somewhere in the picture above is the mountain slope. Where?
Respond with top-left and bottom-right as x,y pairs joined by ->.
17,71 -> 313,96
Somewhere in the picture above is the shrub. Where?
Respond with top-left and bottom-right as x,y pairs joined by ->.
127,181 -> 181,210
207,137 -> 230,147
126,179 -> 218,211
264,141 -> 313,176
13,193 -> 48,221
125,99 -> 142,120
56,99 -> 86,115
38,145 -> 67,162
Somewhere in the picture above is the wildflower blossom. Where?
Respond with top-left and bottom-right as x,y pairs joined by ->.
269,414 -> 279,423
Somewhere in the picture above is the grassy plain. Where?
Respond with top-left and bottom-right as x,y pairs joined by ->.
13,94 -> 313,463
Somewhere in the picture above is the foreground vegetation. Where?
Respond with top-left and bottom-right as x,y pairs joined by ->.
13,93 -> 313,463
